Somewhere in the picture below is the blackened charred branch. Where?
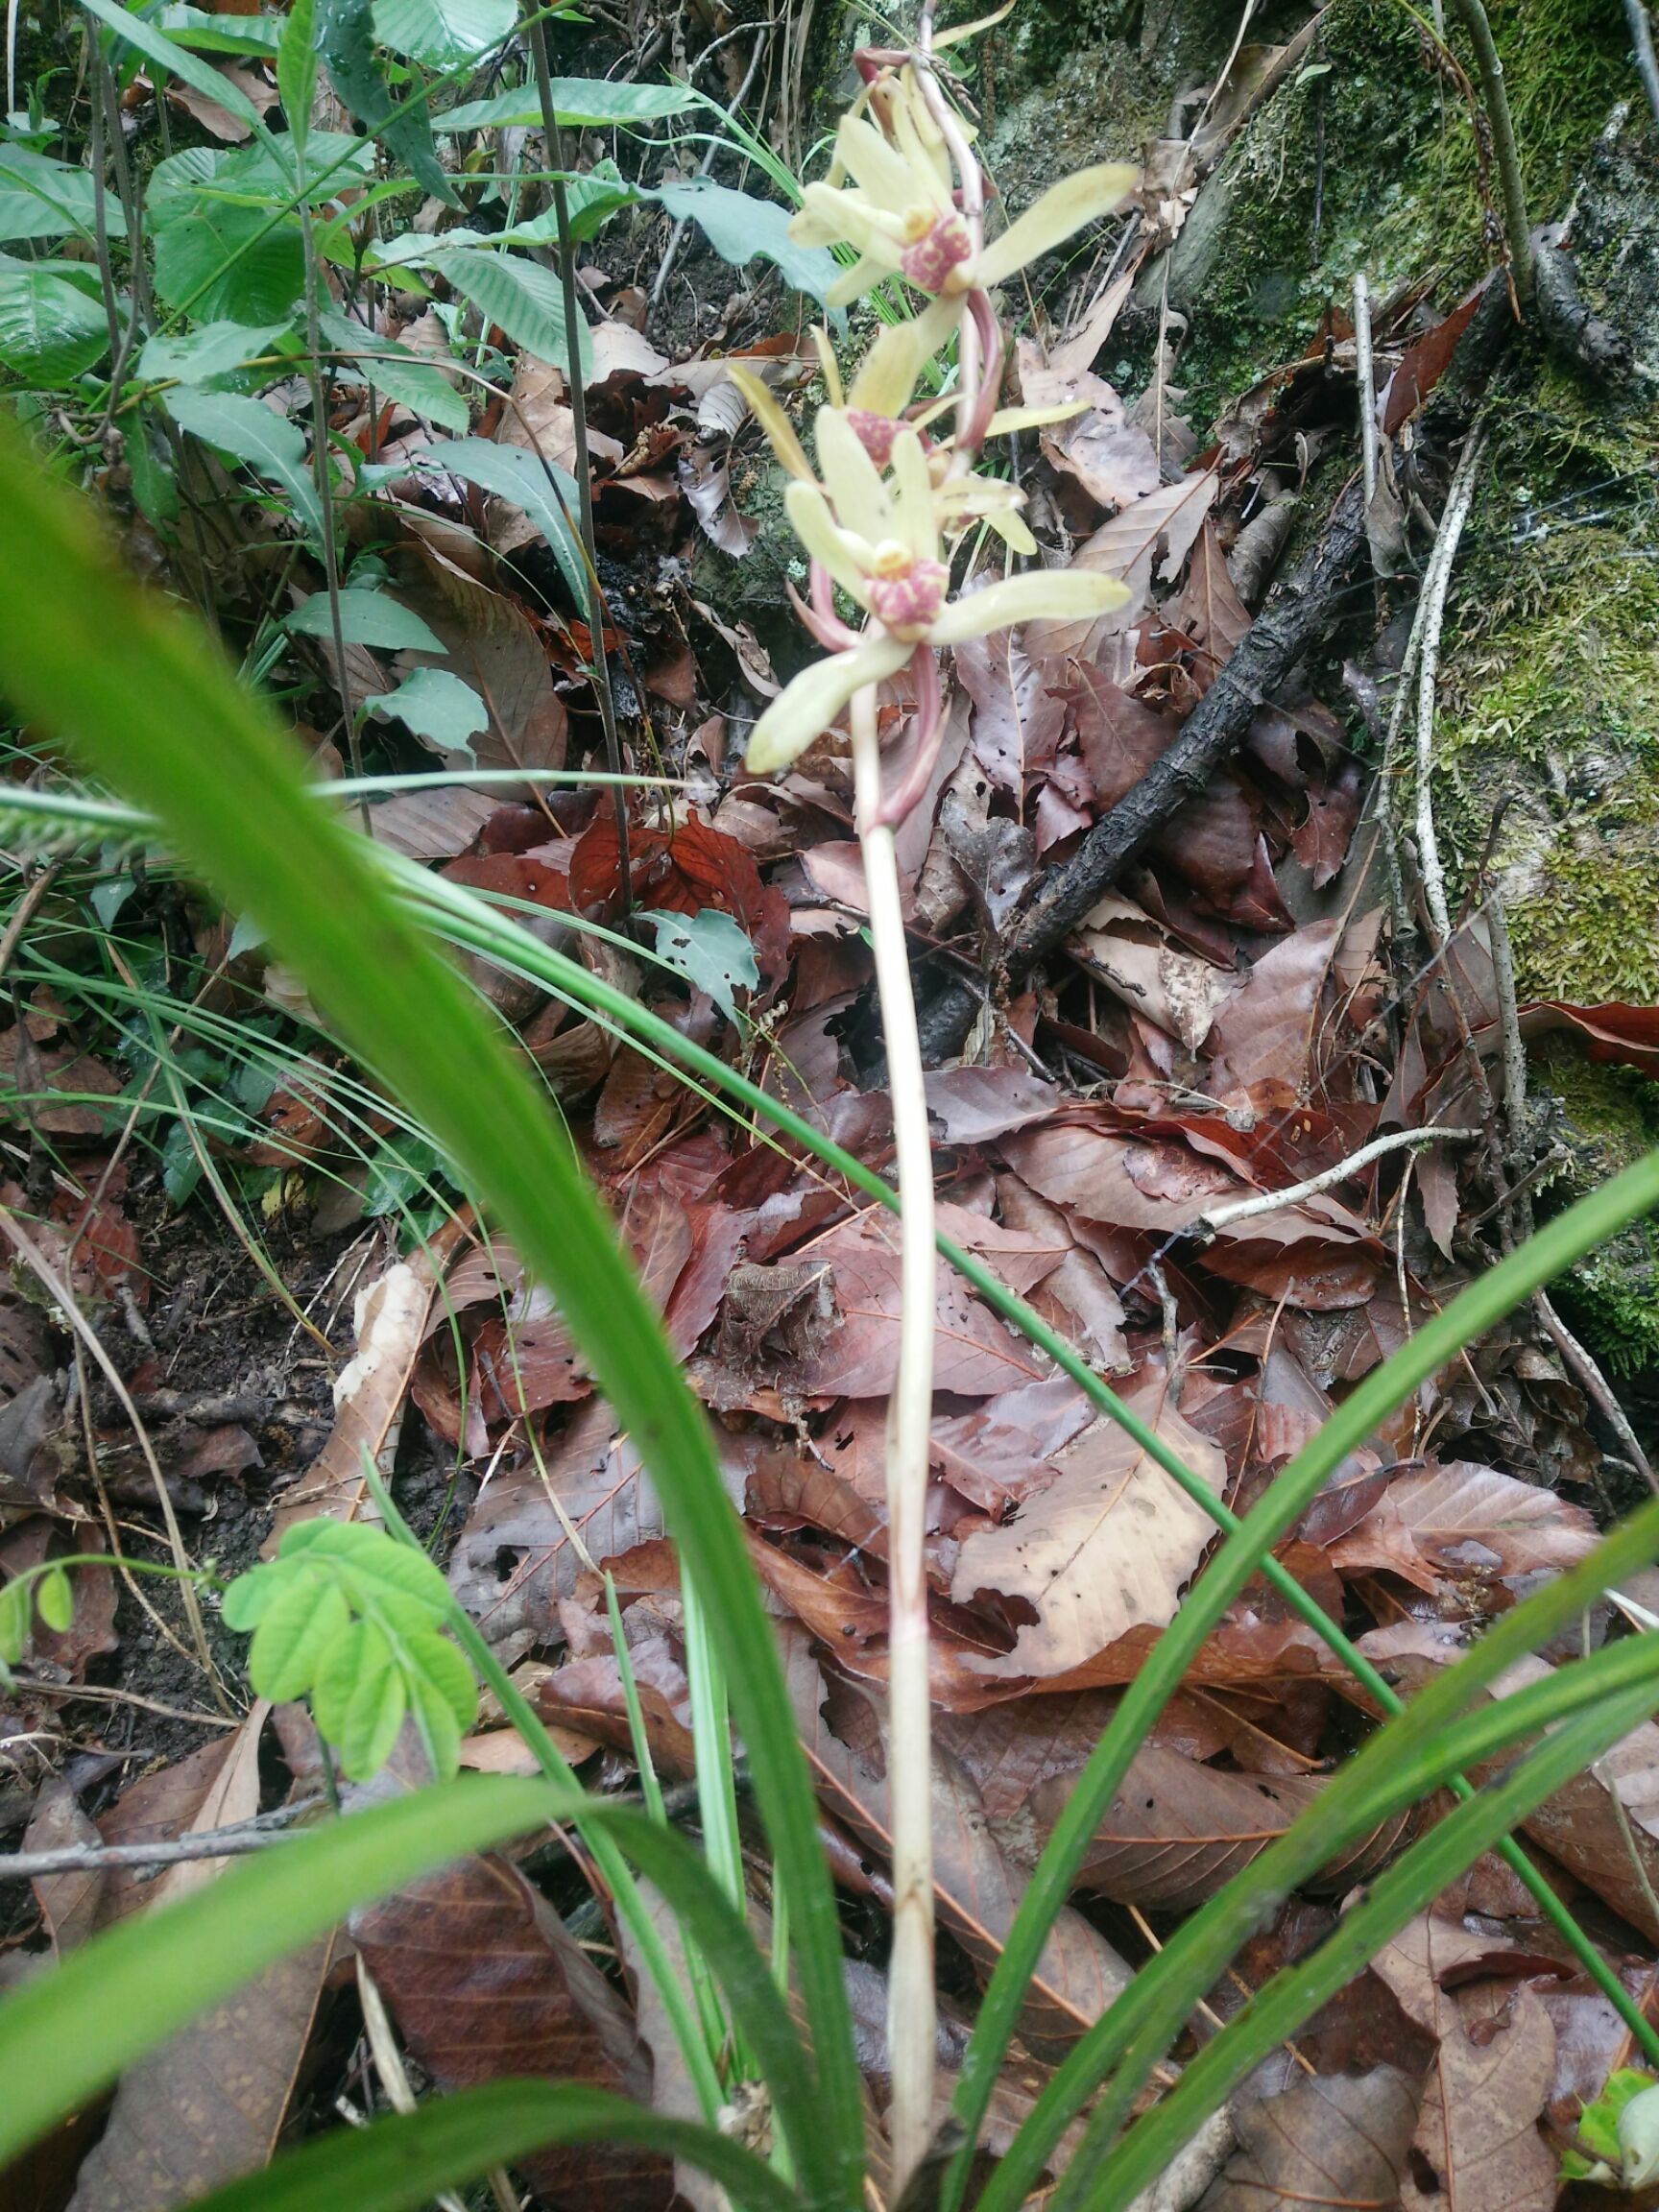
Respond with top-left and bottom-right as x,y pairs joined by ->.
915,478 -> 1369,1066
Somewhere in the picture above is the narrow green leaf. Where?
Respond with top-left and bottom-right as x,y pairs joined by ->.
0,418 -> 865,2199
137,318 -> 294,388
317,308 -> 469,432
652,178 -> 843,313
156,8 -> 284,56
406,1666 -> 463,1778
160,387 -> 323,543
315,0 -> 456,206
403,1628 -> 479,1732
341,1621 -> 405,1779
248,1568 -> 349,1700
0,1775 -> 573,2164
310,1612 -> 366,1745
418,432 -> 585,601
79,0 -> 267,135
179,2082 -> 802,2212
276,0 -> 319,157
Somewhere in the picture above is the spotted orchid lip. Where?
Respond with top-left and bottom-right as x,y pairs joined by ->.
900,212 -> 974,294
867,556 -> 950,637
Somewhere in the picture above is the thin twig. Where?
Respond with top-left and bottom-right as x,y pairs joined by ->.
1194,1125 -> 1481,1238
1414,426 -> 1487,945
527,12 -> 632,908
4,1672 -> 242,1727
1,1798 -> 322,1879
850,685 -> 937,2190
1353,272 -> 1379,506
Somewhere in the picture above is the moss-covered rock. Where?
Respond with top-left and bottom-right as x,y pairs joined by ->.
1531,1042 -> 1659,1380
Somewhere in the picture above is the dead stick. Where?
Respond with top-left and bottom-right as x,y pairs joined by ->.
915,477 -> 1369,1064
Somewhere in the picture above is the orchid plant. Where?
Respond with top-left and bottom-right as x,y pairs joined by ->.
727,34 -> 1136,2187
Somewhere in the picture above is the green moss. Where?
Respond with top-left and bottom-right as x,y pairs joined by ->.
1531,1044 -> 1659,1377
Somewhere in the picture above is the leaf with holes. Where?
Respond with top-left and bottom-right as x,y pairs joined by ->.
642,909 -> 758,1022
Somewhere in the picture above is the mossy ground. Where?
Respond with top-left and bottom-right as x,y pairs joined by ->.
1531,1043 -> 1659,1379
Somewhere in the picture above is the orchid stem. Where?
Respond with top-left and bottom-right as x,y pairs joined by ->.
850,680 -> 937,2188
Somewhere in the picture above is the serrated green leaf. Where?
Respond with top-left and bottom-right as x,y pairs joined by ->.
340,1631 -> 405,1779
364,668 -> 486,752
651,178 -> 843,315
285,589 -> 446,652
247,1567 -> 349,1699
220,1559 -> 284,1630
0,147 -> 98,244
421,248 -> 589,381
403,1628 -> 478,1732
138,318 -> 293,388
436,77 -> 697,130
642,908 -> 757,1022
36,1566 -> 74,1634
316,0 -> 455,206
370,0 -> 512,69
0,267 -> 109,383
417,434 -> 585,601
160,388 -> 323,544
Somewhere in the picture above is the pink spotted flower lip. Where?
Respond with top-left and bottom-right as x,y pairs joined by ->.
743,412 -> 1132,776
788,69 -> 1137,309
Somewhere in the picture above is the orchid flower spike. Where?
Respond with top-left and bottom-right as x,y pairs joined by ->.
743,415 -> 1129,774
791,67 -> 1136,308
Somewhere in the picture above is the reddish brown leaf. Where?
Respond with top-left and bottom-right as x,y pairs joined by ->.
1199,2066 -> 1422,2212
1330,1461 -> 1598,1599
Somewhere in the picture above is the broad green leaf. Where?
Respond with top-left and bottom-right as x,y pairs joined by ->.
364,668 -> 487,751
642,909 -> 758,1022
213,132 -> 375,206
176,2082 -> 803,2212
156,6 -> 284,55
285,588 -> 446,652
0,1575 -> 30,1664
437,77 -> 698,130
0,267 -> 109,382
371,0 -> 511,68
160,388 -> 323,543
0,1774 -> 574,2164
127,423 -> 178,526
247,1568 -> 349,1699
276,0 -> 319,156
0,417 -> 868,2199
422,246 -> 590,381
79,0 -> 267,136
317,306 -> 468,432
341,1626 -> 405,1779
150,194 -> 304,325
36,1566 -> 73,1634
0,146 -> 97,243
653,178 -> 843,314
405,1666 -> 462,1778
417,434 -> 585,601
497,161 -> 638,246
317,0 -> 456,205
137,318 -> 293,387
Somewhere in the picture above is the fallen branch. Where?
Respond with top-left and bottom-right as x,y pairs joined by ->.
915,477 -> 1369,1064
1192,1124 -> 1482,1238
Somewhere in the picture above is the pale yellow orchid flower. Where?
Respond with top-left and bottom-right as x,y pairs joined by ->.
744,414 -> 1129,774
790,72 -> 1136,309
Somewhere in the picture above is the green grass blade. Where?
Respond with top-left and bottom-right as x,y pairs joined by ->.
0,420 -> 863,2198
0,1777 -> 570,2164
1084,1676 -> 1659,2212
182,2080 -> 803,2212
981,1494 -> 1659,2212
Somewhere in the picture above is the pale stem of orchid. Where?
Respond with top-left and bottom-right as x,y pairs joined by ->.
916,2 -> 986,479
850,677 -> 938,2187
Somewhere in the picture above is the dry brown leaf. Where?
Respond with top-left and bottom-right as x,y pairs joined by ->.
397,547 -> 567,781
950,1376 -> 1224,1681
1197,2066 -> 1421,2212
24,1782 -> 105,1955
1330,1461 -> 1598,1599
1028,471 -> 1217,656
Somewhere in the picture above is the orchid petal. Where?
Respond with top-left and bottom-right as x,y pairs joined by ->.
783,481 -> 874,601
791,185 -> 906,259
745,633 -> 913,774
809,325 -> 844,410
725,363 -> 814,484
888,427 -> 940,562
975,162 -> 1138,290
983,398 -> 1092,436
926,567 -> 1131,645
846,299 -> 955,416
816,407 -> 894,545
985,505 -> 1039,556
886,80 -> 953,211
825,251 -> 896,308
834,112 -> 923,215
